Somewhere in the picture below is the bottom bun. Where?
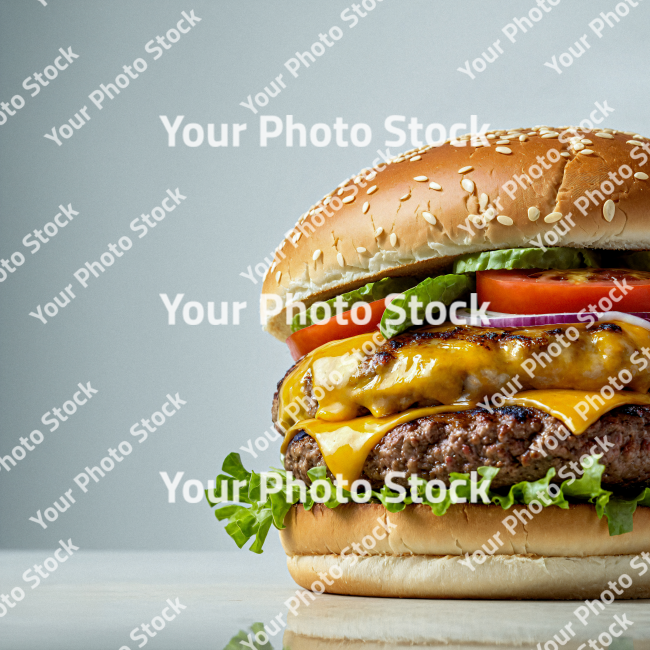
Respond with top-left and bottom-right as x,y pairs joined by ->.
280,503 -> 650,599
286,553 -> 650,600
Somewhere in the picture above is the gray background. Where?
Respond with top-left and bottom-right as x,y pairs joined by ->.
1,0 -> 649,556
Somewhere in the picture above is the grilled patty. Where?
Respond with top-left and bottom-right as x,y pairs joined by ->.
283,405 -> 650,490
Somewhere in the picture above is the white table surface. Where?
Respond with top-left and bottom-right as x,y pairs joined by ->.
2,548 -> 650,649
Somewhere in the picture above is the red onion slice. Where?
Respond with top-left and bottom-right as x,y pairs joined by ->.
486,312 -> 650,329
455,309 -> 650,329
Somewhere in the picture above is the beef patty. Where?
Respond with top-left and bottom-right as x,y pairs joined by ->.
283,405 -> 650,490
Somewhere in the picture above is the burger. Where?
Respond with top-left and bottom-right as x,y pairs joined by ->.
211,125 -> 650,599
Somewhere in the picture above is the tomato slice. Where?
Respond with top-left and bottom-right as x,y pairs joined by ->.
286,298 -> 387,360
477,268 -> 650,314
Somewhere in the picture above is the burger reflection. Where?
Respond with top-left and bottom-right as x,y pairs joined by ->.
280,594 -> 650,650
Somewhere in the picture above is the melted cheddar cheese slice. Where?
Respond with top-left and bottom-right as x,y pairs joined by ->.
277,321 -> 650,433
282,389 -> 650,487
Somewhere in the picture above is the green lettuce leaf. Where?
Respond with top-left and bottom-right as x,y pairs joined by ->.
376,466 -> 499,515
291,276 -> 418,333
617,251 -> 650,271
453,247 -> 600,273
379,274 -> 474,339
305,465 -> 352,509
223,623 -> 274,650
491,467 -> 566,510
208,453 -> 647,553
605,488 -> 650,536
561,455 -> 611,517
374,483 -> 410,513
208,452 -> 300,553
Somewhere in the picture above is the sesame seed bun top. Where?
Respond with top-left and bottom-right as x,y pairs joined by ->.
262,126 -> 650,342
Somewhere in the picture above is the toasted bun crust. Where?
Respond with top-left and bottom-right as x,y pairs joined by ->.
262,126 -> 650,341
279,504 -> 650,599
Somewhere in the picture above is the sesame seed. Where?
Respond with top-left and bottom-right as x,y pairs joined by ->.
357,247 -> 367,254
375,227 -> 384,236
337,253 -> 345,267
528,207 -> 540,221
497,140 -> 509,145
634,135 -> 643,139
635,172 -> 649,180
410,156 -> 422,162
354,176 -> 361,184
414,176 -> 428,182
581,149 -> 594,155
313,250 -> 322,261
595,132 -> 614,139
544,212 -> 563,223
573,143 -> 585,151
497,215 -> 513,226
275,271 -> 282,282
519,135 -> 528,141
560,152 -> 570,157
390,233 -> 397,247
400,192 -> 411,201
367,185 -> 378,195
292,232 -> 301,243
461,178 -> 475,193
527,132 -> 536,136
479,193 -> 488,210
603,200 -> 615,222
628,140 -> 644,146
581,140 -> 592,145
362,201 -> 370,214
541,132 -> 559,139
429,182 -> 442,190
496,146 -> 512,155
486,134 -> 496,139
337,188 -> 344,196
366,172 -> 377,181
342,195 -> 355,204
458,166 -> 473,174
422,211 -> 436,225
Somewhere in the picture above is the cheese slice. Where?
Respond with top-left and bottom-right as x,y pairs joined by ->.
281,404 -> 475,488
502,389 -> 650,434
282,390 -> 650,487
277,321 -> 650,433
277,331 -> 382,433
